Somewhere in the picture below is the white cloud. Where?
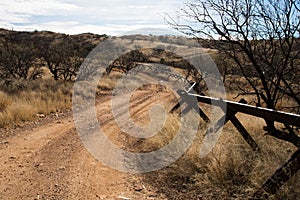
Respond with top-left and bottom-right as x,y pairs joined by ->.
0,0 -> 79,15
0,0 -> 80,25
0,0 -> 184,35
128,5 -> 154,9
4,21 -> 174,36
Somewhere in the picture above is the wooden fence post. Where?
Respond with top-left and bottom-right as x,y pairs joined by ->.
227,110 -> 260,151
262,148 -> 300,194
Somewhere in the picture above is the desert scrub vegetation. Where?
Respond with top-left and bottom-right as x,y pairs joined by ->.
0,71 -> 130,127
117,85 -> 299,199
0,79 -> 72,128
0,29 -> 108,81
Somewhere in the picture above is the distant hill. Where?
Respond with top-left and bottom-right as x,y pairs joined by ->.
0,28 -> 108,46
0,28 -> 108,57
0,28 -> 213,82
0,29 -> 109,80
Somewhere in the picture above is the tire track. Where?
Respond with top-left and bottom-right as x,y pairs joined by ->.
0,119 -> 74,199
0,88 -> 176,199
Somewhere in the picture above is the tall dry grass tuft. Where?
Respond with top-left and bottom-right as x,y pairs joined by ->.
96,71 -> 123,94
0,91 -> 12,113
0,79 -> 72,128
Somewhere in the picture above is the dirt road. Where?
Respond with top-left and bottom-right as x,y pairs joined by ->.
0,88 -> 176,200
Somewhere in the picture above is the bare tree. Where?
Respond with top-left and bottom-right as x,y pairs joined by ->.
0,37 -> 41,80
41,38 -> 83,81
41,41 -> 65,81
60,53 -> 83,81
167,0 -> 300,146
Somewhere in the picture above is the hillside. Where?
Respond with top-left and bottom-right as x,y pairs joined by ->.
0,28 -> 108,48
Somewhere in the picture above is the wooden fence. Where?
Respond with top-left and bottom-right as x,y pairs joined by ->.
170,87 -> 300,196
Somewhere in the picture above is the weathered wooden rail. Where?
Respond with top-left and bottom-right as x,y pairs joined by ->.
171,86 -> 300,196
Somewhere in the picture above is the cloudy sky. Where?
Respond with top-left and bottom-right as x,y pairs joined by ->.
0,0 -> 184,35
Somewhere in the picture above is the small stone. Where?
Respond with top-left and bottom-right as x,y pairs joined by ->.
148,192 -> 158,198
117,196 -> 131,200
36,114 -> 45,118
9,156 -> 16,160
34,163 -> 43,167
96,194 -> 107,199
134,185 -> 144,192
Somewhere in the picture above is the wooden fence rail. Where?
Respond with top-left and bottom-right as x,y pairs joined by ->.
187,92 -> 300,127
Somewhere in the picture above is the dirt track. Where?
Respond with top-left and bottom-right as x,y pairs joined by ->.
0,89 -> 176,200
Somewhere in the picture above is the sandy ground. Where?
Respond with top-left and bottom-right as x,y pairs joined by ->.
0,88 -> 176,200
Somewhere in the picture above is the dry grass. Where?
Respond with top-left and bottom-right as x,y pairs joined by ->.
0,79 -> 72,128
0,70 -> 140,128
96,71 -> 154,95
0,91 -> 12,113
97,71 -> 123,92
137,100 -> 300,199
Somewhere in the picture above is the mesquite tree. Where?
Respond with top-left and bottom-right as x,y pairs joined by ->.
41,38 -> 83,81
0,39 -> 41,80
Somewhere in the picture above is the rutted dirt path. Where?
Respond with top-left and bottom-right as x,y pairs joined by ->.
0,88 -> 175,200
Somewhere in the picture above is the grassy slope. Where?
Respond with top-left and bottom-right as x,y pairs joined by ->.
0,79 -> 72,128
